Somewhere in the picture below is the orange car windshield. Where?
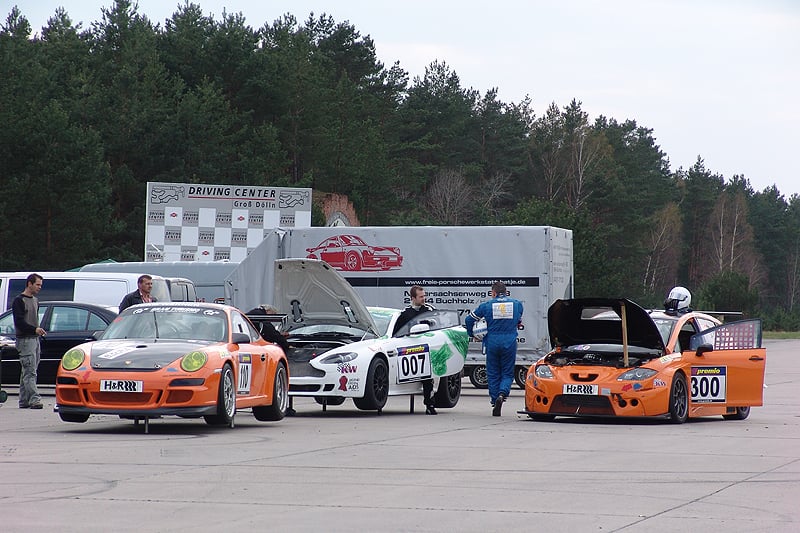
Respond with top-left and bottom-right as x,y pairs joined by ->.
103,308 -> 228,341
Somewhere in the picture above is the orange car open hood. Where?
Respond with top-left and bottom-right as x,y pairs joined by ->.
547,298 -> 665,351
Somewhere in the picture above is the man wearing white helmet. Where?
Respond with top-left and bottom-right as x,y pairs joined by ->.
665,286 -> 692,315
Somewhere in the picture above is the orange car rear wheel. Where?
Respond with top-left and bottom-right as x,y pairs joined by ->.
253,362 -> 289,421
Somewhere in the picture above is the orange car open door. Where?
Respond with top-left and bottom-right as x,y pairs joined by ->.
689,319 -> 766,407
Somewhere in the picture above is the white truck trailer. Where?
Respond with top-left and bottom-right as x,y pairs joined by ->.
225,225 -> 574,389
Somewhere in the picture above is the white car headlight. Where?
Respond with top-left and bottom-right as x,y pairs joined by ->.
617,368 -> 658,381
319,352 -> 358,365
535,365 -> 553,378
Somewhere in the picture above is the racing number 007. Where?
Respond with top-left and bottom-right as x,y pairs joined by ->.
400,354 -> 425,377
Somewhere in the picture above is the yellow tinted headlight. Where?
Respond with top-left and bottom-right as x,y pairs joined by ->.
62,348 -> 86,371
181,351 -> 207,372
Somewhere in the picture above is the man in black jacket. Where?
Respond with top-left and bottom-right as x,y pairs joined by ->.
393,285 -> 438,415
118,275 -> 157,312
12,273 -> 46,409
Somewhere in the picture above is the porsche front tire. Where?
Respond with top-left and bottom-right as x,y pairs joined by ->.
205,363 -> 236,427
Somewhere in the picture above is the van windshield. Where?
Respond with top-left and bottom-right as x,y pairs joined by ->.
150,278 -> 171,302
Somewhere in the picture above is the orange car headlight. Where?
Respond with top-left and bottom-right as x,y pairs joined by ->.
181,351 -> 208,372
62,348 -> 86,371
618,368 -> 657,381
535,365 -> 553,378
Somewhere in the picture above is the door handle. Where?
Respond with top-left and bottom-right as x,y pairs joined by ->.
748,355 -> 764,361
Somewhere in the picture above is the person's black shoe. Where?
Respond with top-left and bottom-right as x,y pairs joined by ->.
492,394 -> 505,416
425,404 -> 437,415
29,403 -> 44,410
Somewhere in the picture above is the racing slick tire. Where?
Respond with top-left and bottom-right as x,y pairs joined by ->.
433,373 -> 462,408
253,362 -> 289,421
668,372 -> 689,424
353,357 -> 389,411
722,406 -> 751,420
204,363 -> 236,427
514,366 -> 528,390
59,412 -> 90,423
314,396 -> 346,406
468,365 -> 488,389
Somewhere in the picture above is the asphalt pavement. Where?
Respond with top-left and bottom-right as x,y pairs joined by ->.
1,339 -> 798,532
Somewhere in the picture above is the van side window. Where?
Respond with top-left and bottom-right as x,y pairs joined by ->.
8,278 -> 75,308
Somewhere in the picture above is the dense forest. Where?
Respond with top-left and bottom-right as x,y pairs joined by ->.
2,1 -> 799,328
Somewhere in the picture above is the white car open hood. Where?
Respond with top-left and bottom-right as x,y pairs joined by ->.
273,258 -> 379,335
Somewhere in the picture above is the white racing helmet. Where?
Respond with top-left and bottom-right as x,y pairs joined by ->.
664,286 -> 691,314
472,318 -> 487,340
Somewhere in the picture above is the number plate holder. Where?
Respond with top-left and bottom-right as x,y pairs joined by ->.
100,379 -> 144,393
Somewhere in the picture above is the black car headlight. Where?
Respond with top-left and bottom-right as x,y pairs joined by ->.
319,352 -> 358,365
618,368 -> 658,381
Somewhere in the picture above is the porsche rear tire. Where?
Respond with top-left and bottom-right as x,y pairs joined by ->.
668,372 -> 688,424
468,365 -> 488,389
433,373 -> 462,408
514,366 -> 528,389
253,362 -> 289,421
59,412 -> 90,423
353,357 -> 388,411
204,363 -> 236,427
722,406 -> 751,420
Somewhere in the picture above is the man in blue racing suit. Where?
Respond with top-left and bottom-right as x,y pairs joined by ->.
465,282 -> 524,416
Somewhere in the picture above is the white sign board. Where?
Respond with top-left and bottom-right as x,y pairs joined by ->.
145,182 -> 311,262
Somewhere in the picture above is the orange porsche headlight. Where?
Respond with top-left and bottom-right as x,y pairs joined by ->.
181,351 -> 207,372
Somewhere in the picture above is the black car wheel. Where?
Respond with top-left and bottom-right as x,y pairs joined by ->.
204,363 -> 236,427
668,372 -> 689,424
722,406 -> 751,420
514,366 -> 528,390
353,357 -> 388,411
468,366 -> 488,389
433,373 -> 462,408
253,362 -> 289,421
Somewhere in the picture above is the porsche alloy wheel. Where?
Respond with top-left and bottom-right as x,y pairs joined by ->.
723,406 -> 751,420
468,366 -> 488,389
205,364 -> 236,427
668,372 -> 689,424
253,362 -> 289,421
433,373 -> 462,408
353,357 -> 389,411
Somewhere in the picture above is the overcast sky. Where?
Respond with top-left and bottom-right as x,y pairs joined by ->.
11,0 -> 800,198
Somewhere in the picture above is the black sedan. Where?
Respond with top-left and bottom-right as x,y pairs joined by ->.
0,301 -> 118,385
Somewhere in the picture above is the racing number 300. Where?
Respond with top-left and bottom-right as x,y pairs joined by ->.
690,366 -> 727,403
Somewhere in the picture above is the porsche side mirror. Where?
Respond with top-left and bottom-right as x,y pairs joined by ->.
695,343 -> 714,357
231,332 -> 251,345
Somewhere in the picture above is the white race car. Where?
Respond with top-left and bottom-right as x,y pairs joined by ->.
271,259 -> 468,412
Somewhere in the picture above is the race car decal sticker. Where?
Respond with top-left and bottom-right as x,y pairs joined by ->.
238,353 -> 252,394
95,344 -> 138,360
337,362 -> 357,373
690,366 -> 727,403
654,378 -> 667,387
397,344 -> 432,382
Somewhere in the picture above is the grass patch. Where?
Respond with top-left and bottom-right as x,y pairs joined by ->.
763,331 -> 800,340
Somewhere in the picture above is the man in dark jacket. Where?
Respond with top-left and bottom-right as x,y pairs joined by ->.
12,273 -> 46,409
393,285 -> 438,415
118,275 -> 157,312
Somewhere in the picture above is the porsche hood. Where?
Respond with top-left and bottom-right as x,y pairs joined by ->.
547,298 -> 665,351
89,340 -> 213,370
274,258 -> 379,334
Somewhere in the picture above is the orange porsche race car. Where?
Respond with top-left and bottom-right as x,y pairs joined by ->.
521,289 -> 766,423
55,302 -> 289,431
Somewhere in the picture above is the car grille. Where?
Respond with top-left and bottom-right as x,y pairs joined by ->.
550,394 -> 614,416
88,391 -> 161,405
288,362 -> 325,378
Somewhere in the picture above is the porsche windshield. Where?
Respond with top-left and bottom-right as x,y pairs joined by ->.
103,307 -> 228,341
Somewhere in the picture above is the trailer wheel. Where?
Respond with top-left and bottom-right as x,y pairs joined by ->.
468,366 -> 488,389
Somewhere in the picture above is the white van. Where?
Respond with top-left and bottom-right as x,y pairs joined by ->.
0,272 -> 171,313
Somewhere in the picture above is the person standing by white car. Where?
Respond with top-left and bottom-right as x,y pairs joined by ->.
394,285 -> 439,415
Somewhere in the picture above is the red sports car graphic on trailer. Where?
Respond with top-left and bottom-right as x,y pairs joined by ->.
305,234 -> 403,271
